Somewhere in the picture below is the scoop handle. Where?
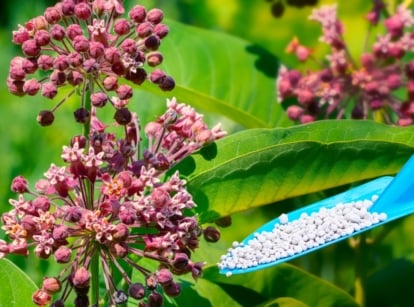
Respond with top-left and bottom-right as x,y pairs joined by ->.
373,155 -> 414,213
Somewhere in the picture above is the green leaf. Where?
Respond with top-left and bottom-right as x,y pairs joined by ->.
0,258 -> 38,307
258,297 -> 309,307
174,120 -> 414,222
203,264 -> 358,307
141,20 -> 289,129
166,278 -> 243,307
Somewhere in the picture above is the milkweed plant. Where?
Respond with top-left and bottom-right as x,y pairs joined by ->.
1,0 -> 414,306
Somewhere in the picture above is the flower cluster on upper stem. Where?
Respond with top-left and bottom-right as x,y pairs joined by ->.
1,97 -> 226,306
8,0 -> 175,126
277,1 -> 414,125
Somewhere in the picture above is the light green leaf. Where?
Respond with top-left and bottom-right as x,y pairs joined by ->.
141,19 -> 289,129
174,120 -> 414,222
0,258 -> 37,307
258,297 -> 309,307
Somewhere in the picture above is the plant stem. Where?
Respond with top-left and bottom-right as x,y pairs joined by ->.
91,249 -> 100,306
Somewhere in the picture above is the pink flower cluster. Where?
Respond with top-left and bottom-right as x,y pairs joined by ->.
277,2 -> 414,125
7,0 -> 174,126
0,97 -> 226,306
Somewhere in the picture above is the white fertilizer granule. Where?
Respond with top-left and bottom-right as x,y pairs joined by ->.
218,196 -> 387,272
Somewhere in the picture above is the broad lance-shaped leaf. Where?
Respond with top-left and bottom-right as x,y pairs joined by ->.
140,19 -> 289,129
0,258 -> 38,306
172,120 -> 414,223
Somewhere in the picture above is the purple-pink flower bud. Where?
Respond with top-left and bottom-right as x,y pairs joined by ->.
61,0 -> 75,16
91,92 -> 108,107
72,267 -> 90,289
129,5 -> 147,23
120,38 -> 137,54
22,39 -> 40,57
136,21 -> 153,38
74,2 -> 91,20
114,19 -> 131,36
41,82 -> 58,99
54,55 -> 70,71
50,70 -> 66,86
153,24 -> 169,39
37,55 -> 54,70
23,79 -> 41,96
44,6 -> 62,24
128,283 -> 145,300
50,24 -> 66,41
104,47 -> 121,64
42,277 -> 62,294
89,41 -> 105,58
73,35 -> 90,52
147,8 -> 164,24
11,175 -> 29,193
103,75 -> 118,91
116,84 -> 133,100
66,24 -> 83,40
67,70 -> 84,86
34,29 -> 51,46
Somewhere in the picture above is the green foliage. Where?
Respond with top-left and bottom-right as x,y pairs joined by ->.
175,120 -> 414,222
0,258 -> 38,307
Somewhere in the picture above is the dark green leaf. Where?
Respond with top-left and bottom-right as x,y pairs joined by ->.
175,120 -> 414,222
141,20 -> 289,129
0,258 -> 38,307
203,264 -> 358,307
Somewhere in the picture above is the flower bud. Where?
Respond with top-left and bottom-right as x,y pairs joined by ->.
147,52 -> 163,66
74,108 -> 90,124
67,70 -> 84,85
114,108 -> 132,125
163,282 -> 181,297
22,39 -> 40,57
153,24 -> 169,39
91,92 -> 108,107
34,29 -> 51,46
159,76 -> 175,91
148,291 -> 163,307
146,274 -> 158,290
156,269 -> 173,286
33,195 -> 51,212
42,277 -> 62,294
54,246 -> 72,263
144,35 -> 161,50
50,24 -> 66,41
129,5 -> 147,23
72,267 -> 90,289
11,175 -> 29,193
103,75 -> 119,91
128,283 -> 145,299
113,290 -> 128,304
136,22 -> 153,38
61,0 -> 75,16
23,79 -> 41,95
32,289 -> 52,306
89,41 -> 105,58
38,55 -> 54,70
44,6 -> 62,24
214,216 -> 232,228
37,110 -> 55,126
112,223 -> 129,241
52,225 -> 69,241
114,19 -> 131,35
66,24 -> 83,40
116,84 -> 133,100
73,35 -> 90,52
203,226 -> 221,242
147,8 -> 164,24
126,67 -> 147,85
172,252 -> 189,271
74,2 -> 91,20
42,82 -> 58,99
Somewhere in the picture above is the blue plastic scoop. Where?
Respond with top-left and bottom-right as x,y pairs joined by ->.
219,155 -> 414,275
